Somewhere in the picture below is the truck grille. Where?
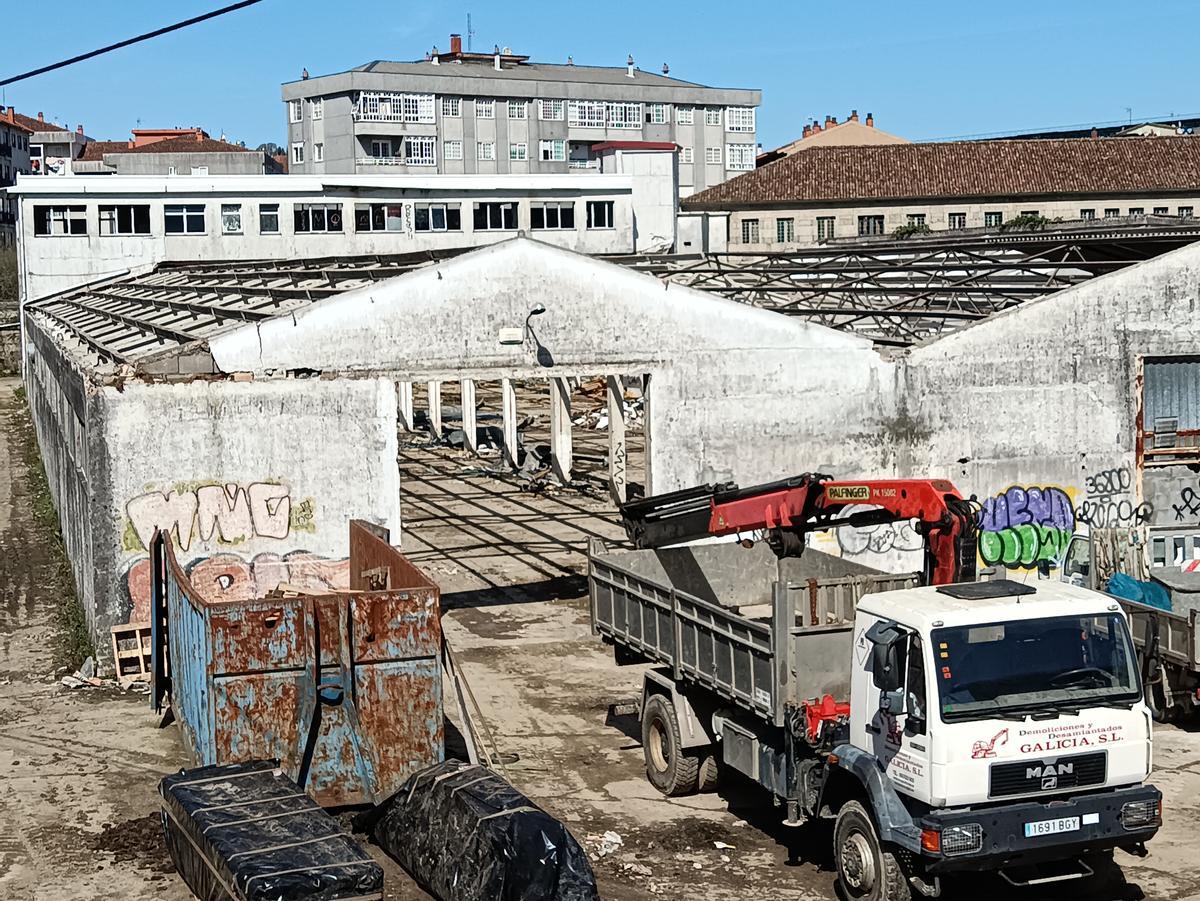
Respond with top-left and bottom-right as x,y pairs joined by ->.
988,751 -> 1107,798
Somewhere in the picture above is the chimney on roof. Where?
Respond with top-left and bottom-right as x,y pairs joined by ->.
76,124 -> 83,134
849,109 -> 859,122
493,44 -> 501,70
662,62 -> 669,75
301,67 -> 309,79
1091,127 -> 1099,139
627,54 -> 635,77
825,115 -> 836,129
865,112 -> 874,127
811,120 -> 822,134
431,45 -> 439,64
450,33 -> 462,55
802,123 -> 812,139
37,112 -> 44,123
567,55 -> 574,65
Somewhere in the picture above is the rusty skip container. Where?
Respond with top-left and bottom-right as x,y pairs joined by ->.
150,520 -> 443,807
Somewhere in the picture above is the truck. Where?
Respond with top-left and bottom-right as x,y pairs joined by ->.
591,475 -> 1161,899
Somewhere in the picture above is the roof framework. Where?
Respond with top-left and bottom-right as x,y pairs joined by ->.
616,225 -> 1200,346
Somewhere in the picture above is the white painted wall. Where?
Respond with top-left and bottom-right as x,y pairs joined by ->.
597,147 -> 678,252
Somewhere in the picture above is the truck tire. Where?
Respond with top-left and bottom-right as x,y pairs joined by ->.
641,694 -> 699,796
697,752 -> 720,793
1144,659 -> 1172,723
834,801 -> 911,901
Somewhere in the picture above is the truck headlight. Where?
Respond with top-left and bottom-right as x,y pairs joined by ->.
940,823 -> 983,855
1120,799 -> 1161,829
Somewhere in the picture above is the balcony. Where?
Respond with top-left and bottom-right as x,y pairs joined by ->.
567,159 -> 599,170
356,156 -> 405,166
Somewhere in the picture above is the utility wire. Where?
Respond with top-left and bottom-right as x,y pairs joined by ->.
0,0 -> 266,88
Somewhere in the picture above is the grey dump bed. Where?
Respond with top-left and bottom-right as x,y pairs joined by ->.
588,538 -> 917,727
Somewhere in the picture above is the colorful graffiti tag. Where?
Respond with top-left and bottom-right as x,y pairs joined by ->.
978,485 -> 1075,569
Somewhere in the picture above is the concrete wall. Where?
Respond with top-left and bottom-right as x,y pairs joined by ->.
598,148 -> 678,253
104,151 -> 265,176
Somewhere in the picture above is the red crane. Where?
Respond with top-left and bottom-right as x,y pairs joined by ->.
620,473 -> 979,585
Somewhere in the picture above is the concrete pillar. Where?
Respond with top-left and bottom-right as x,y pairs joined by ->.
460,378 -> 477,454
549,377 -> 572,484
607,375 -> 627,504
427,380 -> 442,438
398,380 -> 414,432
501,377 -> 519,468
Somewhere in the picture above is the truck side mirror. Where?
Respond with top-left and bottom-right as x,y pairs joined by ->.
871,640 -> 902,693
879,688 -> 905,714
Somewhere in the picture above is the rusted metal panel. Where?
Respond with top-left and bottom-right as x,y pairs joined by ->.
151,520 -> 443,807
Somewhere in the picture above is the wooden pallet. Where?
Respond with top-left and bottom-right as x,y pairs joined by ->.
110,622 -> 152,687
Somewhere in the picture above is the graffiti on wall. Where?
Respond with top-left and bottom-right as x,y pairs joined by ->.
1077,467 -> 1152,528
1173,481 -> 1200,522
837,505 -> 925,558
124,481 -> 316,552
978,485 -> 1075,569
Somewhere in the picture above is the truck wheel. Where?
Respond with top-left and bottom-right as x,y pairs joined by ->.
697,751 -> 720,793
834,801 -> 911,901
641,694 -> 699,796
1144,660 -> 1172,723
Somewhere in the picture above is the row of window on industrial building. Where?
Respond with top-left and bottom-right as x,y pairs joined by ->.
291,94 -> 755,131
295,135 -> 755,170
739,205 -> 1199,243
31,199 -> 617,237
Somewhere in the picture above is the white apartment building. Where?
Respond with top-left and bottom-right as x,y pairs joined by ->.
282,34 -> 760,198
6,173 -> 637,302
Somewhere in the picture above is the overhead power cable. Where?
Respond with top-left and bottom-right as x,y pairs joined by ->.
0,0 -> 266,88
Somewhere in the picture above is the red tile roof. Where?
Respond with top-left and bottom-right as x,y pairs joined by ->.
78,140 -> 131,161
683,136 -> 1200,209
110,135 -> 255,155
10,111 -> 67,133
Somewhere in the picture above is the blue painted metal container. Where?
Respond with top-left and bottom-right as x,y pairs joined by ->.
150,520 -> 443,807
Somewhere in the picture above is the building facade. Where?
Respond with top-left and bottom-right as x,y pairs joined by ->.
756,110 -> 907,166
0,110 -> 32,248
73,129 -> 277,176
7,173 -> 637,301
281,35 -> 759,198
683,136 -> 1200,248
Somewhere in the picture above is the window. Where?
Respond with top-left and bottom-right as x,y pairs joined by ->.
443,140 -> 463,161
164,204 -> 205,235
34,205 -> 86,236
586,200 -> 614,229
221,204 -> 243,235
289,99 -> 302,123
476,141 -> 496,161
1080,208 -> 1095,220
294,203 -> 343,233
681,147 -> 693,164
726,107 -> 755,132
401,93 -> 435,123
904,635 -> 927,735
473,201 -> 517,230
291,142 -> 305,164
313,143 -> 324,162
677,106 -> 694,126
816,216 -> 835,241
539,139 -> 566,161
948,212 -> 966,229
404,135 -> 436,166
984,211 -> 1003,228
907,213 -> 926,225
509,143 -> 528,161
1105,207 -> 1121,218
441,96 -> 461,117
259,203 -> 280,234
776,218 -> 795,243
1129,207 -> 1144,216
414,203 -> 462,232
726,144 -> 755,170
311,98 -> 323,121
476,99 -> 495,119
606,102 -> 643,129
507,100 -> 528,119
741,218 -> 760,243
539,99 -> 564,121
531,202 -> 575,230
705,107 -> 721,126
568,100 -> 605,128
370,139 -> 392,158
1154,206 -> 1169,215
705,146 -> 722,165
98,204 -> 150,236
354,203 -> 404,232
647,103 -> 667,124
1144,358 -> 1200,464
858,215 -> 885,236
191,166 -> 209,176
1181,206 -> 1195,218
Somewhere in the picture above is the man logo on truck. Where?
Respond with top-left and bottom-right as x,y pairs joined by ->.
1027,762 -> 1074,780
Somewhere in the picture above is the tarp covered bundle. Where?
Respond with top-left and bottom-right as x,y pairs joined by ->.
160,760 -> 383,901
372,759 -> 600,901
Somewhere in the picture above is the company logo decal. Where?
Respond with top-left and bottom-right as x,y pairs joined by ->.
827,485 -> 871,501
971,727 -> 1009,759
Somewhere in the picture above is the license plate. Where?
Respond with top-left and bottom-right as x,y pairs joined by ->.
1024,816 -> 1080,838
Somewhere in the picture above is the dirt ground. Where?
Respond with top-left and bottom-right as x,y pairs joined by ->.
4,374 -> 1200,899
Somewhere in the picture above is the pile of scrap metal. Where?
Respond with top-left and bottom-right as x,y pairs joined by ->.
150,519 -> 597,900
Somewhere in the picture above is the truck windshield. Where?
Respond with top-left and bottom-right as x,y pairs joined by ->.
932,613 -> 1140,722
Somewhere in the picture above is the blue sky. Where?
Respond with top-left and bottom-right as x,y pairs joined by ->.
2,0 -> 1197,150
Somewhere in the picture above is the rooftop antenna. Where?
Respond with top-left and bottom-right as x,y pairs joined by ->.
1125,106 -> 1133,125
467,12 -> 475,52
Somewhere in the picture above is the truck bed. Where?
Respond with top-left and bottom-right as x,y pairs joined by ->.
588,538 -> 917,726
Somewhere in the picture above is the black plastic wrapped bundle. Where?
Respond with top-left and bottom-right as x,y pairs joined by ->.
160,760 -> 383,901
372,759 -> 599,901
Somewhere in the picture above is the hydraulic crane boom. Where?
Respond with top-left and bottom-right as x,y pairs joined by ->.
620,473 -> 979,585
